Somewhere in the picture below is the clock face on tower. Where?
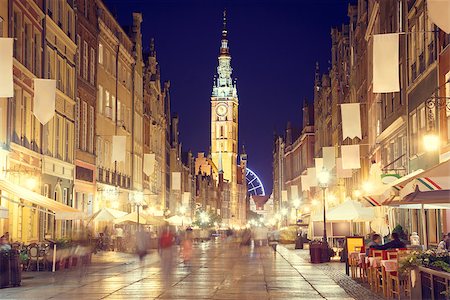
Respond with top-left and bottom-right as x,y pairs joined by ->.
216,104 -> 228,117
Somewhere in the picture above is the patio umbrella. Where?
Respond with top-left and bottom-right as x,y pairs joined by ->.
114,211 -> 147,225
88,208 -> 128,223
146,215 -> 166,226
325,199 -> 375,222
165,215 -> 192,226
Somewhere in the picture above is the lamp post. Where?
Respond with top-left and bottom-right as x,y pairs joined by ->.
292,198 -> 301,223
280,207 -> 288,227
317,168 -> 330,243
131,192 -> 145,232
179,206 -> 187,227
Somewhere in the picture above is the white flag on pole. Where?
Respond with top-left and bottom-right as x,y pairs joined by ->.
0,38 -> 14,97
290,185 -> 298,200
336,158 -> 353,178
301,175 -> 310,192
33,79 -> 56,125
281,190 -> 288,202
172,172 -> 181,191
341,103 -> 362,140
307,168 -> 318,187
427,0 -> 450,34
373,33 -> 400,93
111,136 -> 126,162
341,145 -> 361,169
143,153 -> 156,176
323,147 -> 336,170
315,158 -> 324,172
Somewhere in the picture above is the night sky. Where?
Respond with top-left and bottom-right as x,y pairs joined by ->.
105,0 -> 354,193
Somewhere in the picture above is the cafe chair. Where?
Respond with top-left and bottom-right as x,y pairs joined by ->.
388,250 -> 411,300
27,243 -> 46,271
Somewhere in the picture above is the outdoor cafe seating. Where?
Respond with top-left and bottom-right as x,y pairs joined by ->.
348,245 -> 411,300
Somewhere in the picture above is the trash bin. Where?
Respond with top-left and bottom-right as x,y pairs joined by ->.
295,235 -> 303,249
9,250 -> 21,287
309,242 -> 321,263
0,250 -> 10,288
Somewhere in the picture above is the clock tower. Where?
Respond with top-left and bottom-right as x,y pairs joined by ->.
211,10 -> 238,184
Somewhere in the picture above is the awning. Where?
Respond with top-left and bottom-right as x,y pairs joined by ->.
398,159 -> 450,198
362,169 -> 425,206
0,179 -> 84,220
387,186 -> 450,209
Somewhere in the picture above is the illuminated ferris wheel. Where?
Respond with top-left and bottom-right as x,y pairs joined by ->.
246,168 -> 265,196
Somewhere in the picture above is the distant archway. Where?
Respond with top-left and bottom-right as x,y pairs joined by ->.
246,168 -> 265,196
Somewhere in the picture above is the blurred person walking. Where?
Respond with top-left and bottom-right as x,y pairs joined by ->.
159,225 -> 175,285
181,231 -> 193,267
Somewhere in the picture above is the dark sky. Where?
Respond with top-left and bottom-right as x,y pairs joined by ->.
105,0 -> 354,193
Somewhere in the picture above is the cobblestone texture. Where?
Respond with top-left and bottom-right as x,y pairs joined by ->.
283,244 -> 384,300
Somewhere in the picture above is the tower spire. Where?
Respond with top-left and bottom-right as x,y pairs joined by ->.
222,9 -> 227,38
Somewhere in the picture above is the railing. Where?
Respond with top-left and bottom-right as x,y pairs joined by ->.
414,266 -> 450,300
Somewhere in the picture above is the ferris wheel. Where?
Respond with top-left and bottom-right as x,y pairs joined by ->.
246,168 -> 265,196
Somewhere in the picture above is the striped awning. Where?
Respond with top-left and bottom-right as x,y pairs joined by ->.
0,179 -> 84,220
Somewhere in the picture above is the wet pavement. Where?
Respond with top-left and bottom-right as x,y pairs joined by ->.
0,241 -> 355,300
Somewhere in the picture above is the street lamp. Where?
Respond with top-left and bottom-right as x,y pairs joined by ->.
179,206 -> 187,227
292,198 -> 301,223
317,168 -> 330,243
131,192 -> 145,232
281,207 -> 288,227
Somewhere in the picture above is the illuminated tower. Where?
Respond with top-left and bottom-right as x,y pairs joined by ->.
211,10 -> 238,184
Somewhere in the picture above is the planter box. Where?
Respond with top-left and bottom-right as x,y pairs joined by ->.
410,266 -> 450,300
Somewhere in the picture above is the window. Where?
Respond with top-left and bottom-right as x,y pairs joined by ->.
410,111 -> 418,155
13,10 -> 21,60
111,96 -> 116,121
446,72 -> 450,143
0,16 -> 4,37
76,35 -> 81,75
98,43 -> 103,64
75,97 -> 80,149
55,116 -> 61,159
117,99 -> 121,122
97,138 -> 103,165
24,21 -> 32,69
90,47 -> 95,84
82,101 -> 87,151
56,56 -> 63,90
98,85 -> 103,114
83,41 -> 88,80
89,106 -> 94,153
34,31 -> 41,76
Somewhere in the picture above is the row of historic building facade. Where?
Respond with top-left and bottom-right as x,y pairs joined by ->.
0,0 -> 240,243
273,0 -> 450,246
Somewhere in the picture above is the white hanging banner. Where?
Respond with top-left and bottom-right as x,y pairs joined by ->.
290,185 -> 298,200
341,145 -> 361,169
111,136 -> 126,162
0,38 -> 14,97
373,33 -> 400,93
323,147 -> 336,170
182,192 -> 191,205
281,190 -> 288,202
307,167 -> 318,187
300,175 -> 310,192
341,103 -> 362,140
143,153 -> 156,176
315,158 -> 324,172
427,0 -> 450,34
171,172 -> 181,191
33,79 -> 56,125
336,158 -> 353,178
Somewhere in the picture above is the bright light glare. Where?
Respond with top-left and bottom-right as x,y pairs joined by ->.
179,206 -> 187,214
423,134 -> 440,152
292,198 -> 301,208
281,208 -> 288,216
317,168 -> 330,185
362,181 -> 373,193
312,199 -> 320,206
26,177 -> 37,190
353,189 -> 362,198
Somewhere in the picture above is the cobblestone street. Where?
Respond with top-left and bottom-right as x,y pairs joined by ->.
0,241 -> 360,300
